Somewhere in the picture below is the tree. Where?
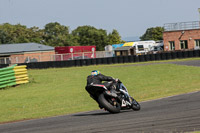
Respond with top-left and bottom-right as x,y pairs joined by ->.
72,26 -> 108,50
140,27 -> 164,41
0,28 -> 9,44
43,22 -> 70,46
28,26 -> 44,44
0,23 -> 43,44
0,22 -> 124,50
108,29 -> 124,45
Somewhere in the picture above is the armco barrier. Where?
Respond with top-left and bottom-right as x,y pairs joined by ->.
8,49 -> 200,69
0,65 -> 29,89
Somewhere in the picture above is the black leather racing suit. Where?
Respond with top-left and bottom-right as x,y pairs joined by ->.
85,74 -> 116,108
86,74 -> 115,88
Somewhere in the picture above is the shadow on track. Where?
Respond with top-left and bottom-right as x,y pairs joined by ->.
73,110 -> 133,117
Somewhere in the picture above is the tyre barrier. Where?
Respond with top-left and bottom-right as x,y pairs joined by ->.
0,64 -> 29,89
1,50 -> 198,69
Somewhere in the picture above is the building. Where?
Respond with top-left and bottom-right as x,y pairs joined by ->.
114,46 -> 135,56
0,43 -> 55,64
163,21 -> 200,51
55,46 -> 96,60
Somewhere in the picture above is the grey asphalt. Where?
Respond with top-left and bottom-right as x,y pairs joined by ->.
113,59 -> 200,67
169,59 -> 200,67
0,59 -> 200,133
0,91 -> 200,133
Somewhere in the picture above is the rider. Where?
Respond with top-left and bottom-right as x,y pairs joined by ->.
86,70 -> 116,89
85,70 -> 118,108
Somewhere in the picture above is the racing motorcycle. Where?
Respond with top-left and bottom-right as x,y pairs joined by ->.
86,79 -> 140,113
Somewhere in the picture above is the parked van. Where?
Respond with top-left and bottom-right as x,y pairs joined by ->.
134,40 -> 163,55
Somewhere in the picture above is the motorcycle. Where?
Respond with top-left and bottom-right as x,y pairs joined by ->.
86,79 -> 140,113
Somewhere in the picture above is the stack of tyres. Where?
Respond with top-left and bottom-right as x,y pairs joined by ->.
139,55 -> 145,62
128,55 -> 134,63
112,57 -> 118,64
149,54 -> 155,61
117,56 -> 123,63
171,52 -> 177,59
123,56 -> 129,63
155,53 -> 161,60
0,65 -> 29,89
91,58 -> 97,65
193,50 -> 200,57
144,54 -> 150,61
107,57 -> 113,64
188,51 -> 194,57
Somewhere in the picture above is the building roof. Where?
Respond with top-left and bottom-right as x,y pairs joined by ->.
114,46 -> 133,51
123,42 -> 134,47
0,43 -> 54,55
112,44 -> 124,49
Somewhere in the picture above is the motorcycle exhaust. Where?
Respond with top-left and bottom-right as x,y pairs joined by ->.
104,91 -> 118,98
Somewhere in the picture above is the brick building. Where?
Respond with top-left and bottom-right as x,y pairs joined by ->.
163,21 -> 200,51
0,43 -> 55,64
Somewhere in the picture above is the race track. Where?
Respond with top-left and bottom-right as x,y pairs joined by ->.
0,91 -> 200,133
1,59 -> 200,133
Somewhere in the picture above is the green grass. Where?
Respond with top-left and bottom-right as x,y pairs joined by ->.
1,59 -> 200,123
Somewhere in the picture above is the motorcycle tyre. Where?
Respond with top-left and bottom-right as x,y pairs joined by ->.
98,93 -> 121,113
131,97 -> 141,111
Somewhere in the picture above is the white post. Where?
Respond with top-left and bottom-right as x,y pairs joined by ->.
4,58 -> 7,64
9,57 -> 11,64
82,52 -> 84,59
61,54 -> 63,61
28,56 -> 30,63
16,57 -> 18,64
71,53 -> 73,60
38,55 -> 40,62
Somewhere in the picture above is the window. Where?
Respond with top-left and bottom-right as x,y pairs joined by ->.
169,41 -> 175,50
137,45 -> 144,51
195,39 -> 200,48
122,51 -> 128,56
180,40 -> 188,49
116,51 -> 120,56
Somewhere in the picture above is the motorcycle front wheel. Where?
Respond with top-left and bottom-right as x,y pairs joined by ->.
98,93 -> 121,113
130,97 -> 141,111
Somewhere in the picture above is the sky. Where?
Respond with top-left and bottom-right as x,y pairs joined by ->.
0,0 -> 200,40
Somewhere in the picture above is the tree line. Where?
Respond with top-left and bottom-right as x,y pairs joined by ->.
0,22 -> 164,51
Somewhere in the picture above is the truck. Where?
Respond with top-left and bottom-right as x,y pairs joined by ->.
55,46 -> 96,61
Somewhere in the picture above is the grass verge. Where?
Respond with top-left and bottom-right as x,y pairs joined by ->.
0,58 -> 200,123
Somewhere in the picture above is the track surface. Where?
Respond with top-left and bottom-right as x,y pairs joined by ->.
0,91 -> 200,133
1,59 -> 200,133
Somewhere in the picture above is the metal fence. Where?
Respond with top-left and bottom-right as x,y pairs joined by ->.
1,49 -> 199,69
0,51 -> 113,65
1,50 -> 200,69
164,21 -> 200,31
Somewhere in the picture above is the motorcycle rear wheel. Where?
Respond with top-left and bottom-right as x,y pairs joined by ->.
98,93 -> 121,113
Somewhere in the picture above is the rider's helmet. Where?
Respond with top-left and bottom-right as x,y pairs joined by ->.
91,70 -> 100,76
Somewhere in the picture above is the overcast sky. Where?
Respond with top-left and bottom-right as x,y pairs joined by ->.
0,0 -> 200,39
